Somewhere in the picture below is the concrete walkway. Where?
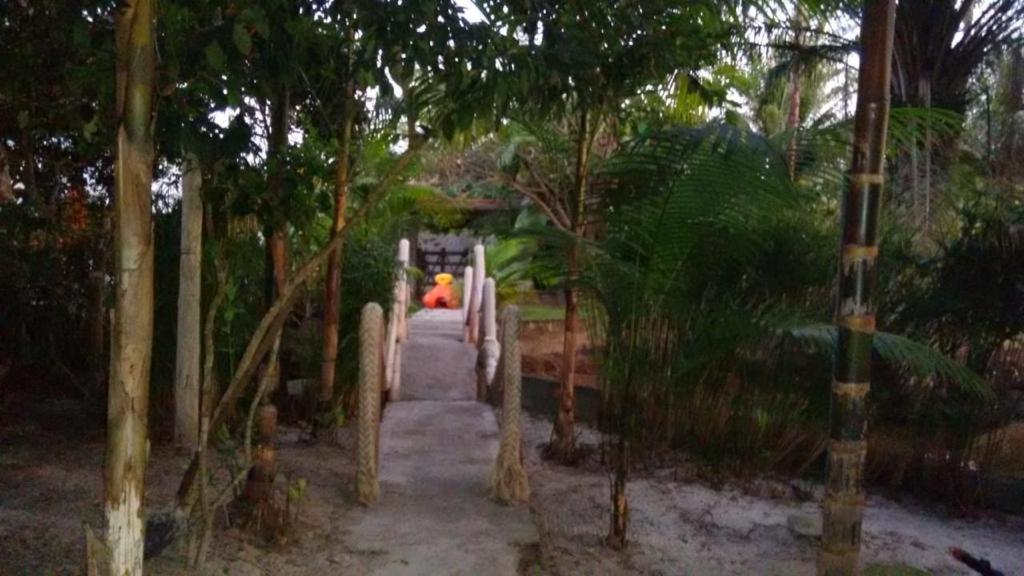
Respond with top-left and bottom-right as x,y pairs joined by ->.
344,309 -> 539,575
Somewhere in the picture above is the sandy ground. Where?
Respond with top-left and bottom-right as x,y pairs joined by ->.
2,356 -> 1021,574
521,415 -> 1024,576
0,403 -> 369,575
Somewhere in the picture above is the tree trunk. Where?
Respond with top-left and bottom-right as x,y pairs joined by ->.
786,61 -> 802,179
247,86 -> 289,504
996,47 -> 1023,181
175,144 -> 424,516
786,9 -> 804,180
21,126 -> 38,205
0,140 -> 14,204
174,154 -> 203,454
607,435 -> 629,550
106,1 -> 156,573
552,106 -> 591,461
818,2 -> 895,575
319,84 -> 357,419
920,77 -> 932,232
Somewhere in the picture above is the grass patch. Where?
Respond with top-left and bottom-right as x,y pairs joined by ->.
519,304 -> 565,322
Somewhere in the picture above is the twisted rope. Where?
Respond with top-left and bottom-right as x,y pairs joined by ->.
493,305 -> 530,504
356,303 -> 383,505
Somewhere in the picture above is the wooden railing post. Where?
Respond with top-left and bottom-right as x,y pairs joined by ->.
462,265 -> 474,342
356,303 -> 383,505
492,305 -> 529,504
397,238 -> 410,342
476,278 -> 500,402
389,239 -> 410,400
468,244 -> 486,344
387,239 -> 410,401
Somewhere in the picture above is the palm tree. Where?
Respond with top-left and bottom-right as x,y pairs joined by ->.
891,0 -> 1024,228
565,119 -> 987,552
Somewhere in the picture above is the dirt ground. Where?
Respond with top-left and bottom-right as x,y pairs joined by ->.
521,415 -> 1024,576
3,393 -> 1022,575
0,392 -> 371,575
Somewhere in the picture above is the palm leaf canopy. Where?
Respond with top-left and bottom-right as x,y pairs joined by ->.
567,122 -> 988,399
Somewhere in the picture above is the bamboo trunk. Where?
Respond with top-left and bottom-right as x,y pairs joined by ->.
174,154 -> 203,453
818,2 -> 895,574
105,0 -> 156,573
319,84 -> 356,417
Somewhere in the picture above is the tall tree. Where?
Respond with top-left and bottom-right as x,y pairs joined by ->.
472,0 -> 731,461
106,0 -> 156,572
819,1 -> 895,574
173,154 -> 202,453
314,0 -> 494,419
785,4 -> 806,179
891,0 -> 1024,227
318,53 -> 356,427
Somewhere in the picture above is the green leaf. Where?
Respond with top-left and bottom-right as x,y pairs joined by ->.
233,22 -> 252,56
82,115 -> 99,143
205,41 -> 227,72
784,324 -> 992,400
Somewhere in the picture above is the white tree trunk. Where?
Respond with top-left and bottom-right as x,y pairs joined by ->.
106,1 -> 156,573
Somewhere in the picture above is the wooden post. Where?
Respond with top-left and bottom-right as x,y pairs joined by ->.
388,240 -> 410,401
397,238 -> 410,342
356,303 -> 383,505
174,153 -> 203,454
469,244 -> 486,344
476,278 -> 500,401
106,0 -> 156,572
492,305 -> 529,504
462,265 -> 474,342
818,2 -> 895,574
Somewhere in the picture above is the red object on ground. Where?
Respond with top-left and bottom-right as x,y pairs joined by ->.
422,283 -> 458,309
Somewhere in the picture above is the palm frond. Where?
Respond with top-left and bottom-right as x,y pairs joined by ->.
783,324 -> 991,399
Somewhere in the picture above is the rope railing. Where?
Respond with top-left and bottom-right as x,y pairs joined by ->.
358,239 -> 528,506
473,269 -> 529,504
491,305 -> 530,504
356,238 -> 410,505
356,302 -> 383,505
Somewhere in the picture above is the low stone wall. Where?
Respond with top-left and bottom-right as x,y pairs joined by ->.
489,374 -> 601,425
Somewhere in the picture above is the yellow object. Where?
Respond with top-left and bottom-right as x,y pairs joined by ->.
423,273 -> 459,309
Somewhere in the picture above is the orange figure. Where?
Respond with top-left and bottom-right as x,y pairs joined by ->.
422,273 -> 459,309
